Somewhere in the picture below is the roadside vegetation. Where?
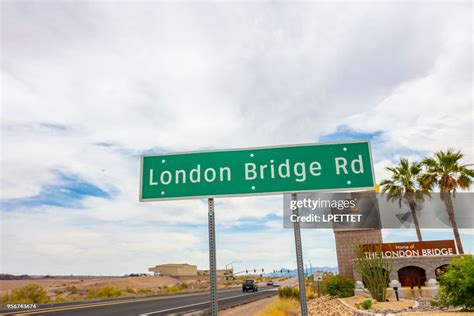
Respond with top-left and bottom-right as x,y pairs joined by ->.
254,285 -> 315,315
357,299 -> 373,310
277,285 -> 315,300
354,245 -> 391,302
87,286 -> 123,299
0,281 -> 198,305
255,298 -> 299,316
0,284 -> 50,304
320,275 -> 355,298
0,277 -> 284,305
277,286 -> 299,299
438,255 -> 474,310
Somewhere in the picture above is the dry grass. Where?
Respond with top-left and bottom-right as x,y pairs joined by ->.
0,284 -> 50,304
255,298 -> 299,316
220,296 -> 278,316
306,286 -> 315,299
0,276 -> 183,301
0,276 -> 181,296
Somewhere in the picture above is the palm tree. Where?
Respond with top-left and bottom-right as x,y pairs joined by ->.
420,149 -> 474,254
380,158 -> 428,241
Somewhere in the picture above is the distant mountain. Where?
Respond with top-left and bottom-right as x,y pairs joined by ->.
264,266 -> 338,277
0,274 -> 32,280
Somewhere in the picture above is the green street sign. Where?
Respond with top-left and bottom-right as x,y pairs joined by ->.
140,141 -> 375,201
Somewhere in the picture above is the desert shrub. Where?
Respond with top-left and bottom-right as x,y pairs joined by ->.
305,286 -> 315,299
126,287 -> 136,294
161,286 -> 180,294
306,285 -> 316,299
87,286 -> 123,298
138,288 -> 152,294
0,284 -> 49,304
54,295 -> 68,303
358,299 -> 373,310
176,282 -> 189,290
278,286 -> 299,299
355,245 -> 392,302
65,285 -> 77,294
0,293 -> 10,304
53,289 -> 64,295
439,255 -> 474,310
255,298 -> 299,316
321,275 -> 355,298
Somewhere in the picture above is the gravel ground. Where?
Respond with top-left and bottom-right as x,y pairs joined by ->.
342,295 -> 416,313
307,296 -> 356,316
400,313 -> 474,315
339,295 -> 469,315
223,294 -> 474,316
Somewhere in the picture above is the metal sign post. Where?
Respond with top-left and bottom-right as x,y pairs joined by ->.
292,193 -> 308,316
313,272 -> 323,298
208,198 -> 218,316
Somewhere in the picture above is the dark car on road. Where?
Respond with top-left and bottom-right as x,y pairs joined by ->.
242,279 -> 258,292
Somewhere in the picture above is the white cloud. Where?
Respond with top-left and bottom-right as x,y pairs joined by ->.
342,4 -> 472,164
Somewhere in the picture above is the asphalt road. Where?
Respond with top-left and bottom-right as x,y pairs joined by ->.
0,286 -> 277,316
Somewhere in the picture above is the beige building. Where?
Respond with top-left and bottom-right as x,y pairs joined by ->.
148,263 -> 197,276
333,192 -> 461,288
351,254 -> 462,286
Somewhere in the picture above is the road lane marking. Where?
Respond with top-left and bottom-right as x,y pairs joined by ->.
0,288 -> 243,316
139,289 -> 276,315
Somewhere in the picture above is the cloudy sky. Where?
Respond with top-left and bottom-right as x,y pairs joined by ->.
1,1 -> 472,275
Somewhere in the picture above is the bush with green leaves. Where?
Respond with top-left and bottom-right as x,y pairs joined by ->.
278,286 -> 299,299
321,275 -> 355,298
439,255 -> 474,310
0,284 -> 49,304
430,300 -> 440,307
65,285 -> 77,294
358,299 -> 373,310
87,286 -> 123,299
